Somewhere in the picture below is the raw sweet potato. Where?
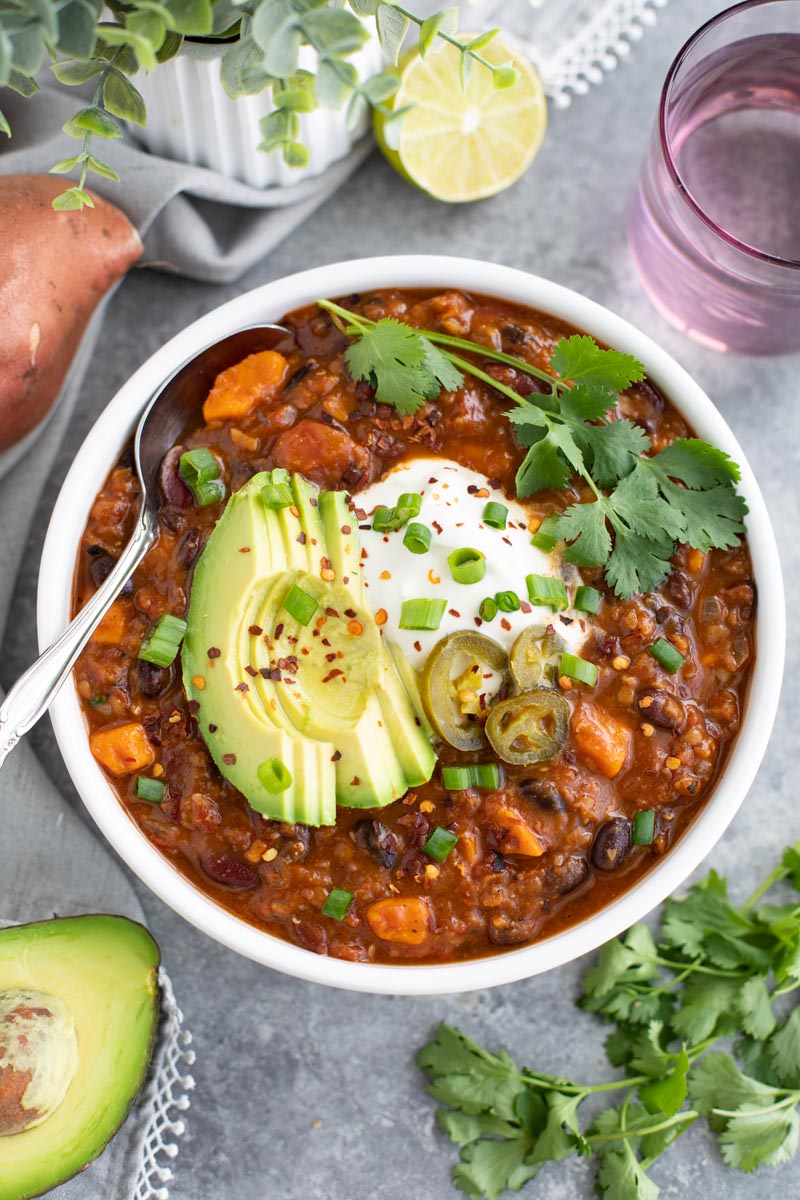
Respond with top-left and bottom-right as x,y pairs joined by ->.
0,175 -> 142,453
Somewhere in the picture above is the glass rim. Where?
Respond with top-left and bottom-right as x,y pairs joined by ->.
659,0 -> 800,271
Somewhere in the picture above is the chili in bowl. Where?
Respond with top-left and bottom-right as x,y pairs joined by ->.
37,257 -> 784,995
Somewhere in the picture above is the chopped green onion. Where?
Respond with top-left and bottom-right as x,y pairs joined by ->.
482,501 -> 508,530
257,757 -> 292,793
633,809 -> 656,845
192,479 -> 226,509
88,694 -> 107,708
469,763 -> 501,789
574,585 -> 602,615
531,514 -> 560,552
441,763 -> 502,791
650,638 -> 686,674
495,590 -> 520,613
134,776 -> 166,802
441,765 -> 472,790
403,522 -> 431,555
447,547 -> 486,585
322,887 -> 354,921
399,598 -> 447,631
262,471 -> 294,509
283,584 -> 318,626
179,448 -> 224,508
372,493 -> 422,533
479,597 -> 498,622
422,826 -> 459,863
138,613 -> 187,667
526,574 -> 568,612
560,652 -> 599,687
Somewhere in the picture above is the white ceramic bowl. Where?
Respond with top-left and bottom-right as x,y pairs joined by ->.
38,256 -> 784,995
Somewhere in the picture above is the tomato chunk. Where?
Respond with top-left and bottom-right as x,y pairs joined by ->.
366,897 -> 431,945
203,350 -> 289,423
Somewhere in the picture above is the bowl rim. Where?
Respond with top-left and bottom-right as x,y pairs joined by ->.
37,254 -> 785,995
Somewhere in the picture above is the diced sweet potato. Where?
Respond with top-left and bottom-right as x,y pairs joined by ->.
492,806 -> 545,857
202,350 -> 289,422
272,418 -> 367,487
571,702 -> 631,779
366,897 -> 431,945
90,601 -> 127,646
90,723 -> 154,776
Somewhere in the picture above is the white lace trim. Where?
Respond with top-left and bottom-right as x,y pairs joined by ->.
134,970 -> 195,1200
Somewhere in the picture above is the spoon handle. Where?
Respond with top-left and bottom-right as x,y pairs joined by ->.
0,513 -> 157,770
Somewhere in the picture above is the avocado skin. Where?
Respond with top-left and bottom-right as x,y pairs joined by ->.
0,915 -> 160,1200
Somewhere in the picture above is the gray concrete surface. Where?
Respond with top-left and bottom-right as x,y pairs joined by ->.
4,1 -> 799,1196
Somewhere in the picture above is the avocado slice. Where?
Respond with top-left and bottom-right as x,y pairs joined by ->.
0,915 -> 159,1200
183,471 -> 436,824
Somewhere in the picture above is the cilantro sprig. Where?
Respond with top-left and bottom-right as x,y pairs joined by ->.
418,845 -> 800,1199
319,299 -> 747,600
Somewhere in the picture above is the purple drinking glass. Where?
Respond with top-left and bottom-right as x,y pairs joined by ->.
629,0 -> 800,355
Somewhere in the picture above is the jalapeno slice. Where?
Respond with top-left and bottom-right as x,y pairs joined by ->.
508,625 -> 567,691
421,631 -> 509,751
485,688 -> 569,765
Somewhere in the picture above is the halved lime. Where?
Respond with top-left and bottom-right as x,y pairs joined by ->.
374,35 -> 547,203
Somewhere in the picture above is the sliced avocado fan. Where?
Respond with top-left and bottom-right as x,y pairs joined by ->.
182,470 -> 436,825
0,915 -> 159,1200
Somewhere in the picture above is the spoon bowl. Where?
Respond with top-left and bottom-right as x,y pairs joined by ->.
0,324 -> 287,768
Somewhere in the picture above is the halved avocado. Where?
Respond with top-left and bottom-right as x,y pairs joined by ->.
0,915 -> 160,1200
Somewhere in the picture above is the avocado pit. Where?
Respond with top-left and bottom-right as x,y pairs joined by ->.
0,988 -> 78,1136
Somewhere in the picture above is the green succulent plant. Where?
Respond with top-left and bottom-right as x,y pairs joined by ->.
0,0 -> 519,209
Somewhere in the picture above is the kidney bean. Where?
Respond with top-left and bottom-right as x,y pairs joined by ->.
591,817 -> 632,872
199,851 -> 259,890
636,687 -> 685,732
292,921 -> 328,955
159,446 -> 192,508
518,778 -> 566,814
352,819 -> 399,869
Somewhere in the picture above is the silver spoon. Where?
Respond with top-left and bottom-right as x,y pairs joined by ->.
0,323 -> 289,769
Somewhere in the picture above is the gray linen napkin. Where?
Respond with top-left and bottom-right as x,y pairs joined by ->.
0,79 -> 370,1198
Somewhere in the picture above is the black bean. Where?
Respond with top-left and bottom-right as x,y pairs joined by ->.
636,687 -> 685,732
285,361 -> 315,391
89,551 -> 133,597
667,572 -> 692,611
486,910 -> 538,946
501,323 -> 526,345
518,778 -> 566,814
551,855 -> 589,895
135,659 -> 170,699
352,819 -> 399,869
177,528 -> 203,570
591,817 -> 632,872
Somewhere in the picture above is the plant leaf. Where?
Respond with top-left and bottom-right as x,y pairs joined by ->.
103,69 -> 147,124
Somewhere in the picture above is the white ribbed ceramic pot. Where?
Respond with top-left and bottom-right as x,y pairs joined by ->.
134,29 -> 384,189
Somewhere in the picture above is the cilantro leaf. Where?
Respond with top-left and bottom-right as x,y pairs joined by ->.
738,975 -> 776,1040
576,419 -> 651,489
559,382 -> 619,422
527,1091 -> 585,1166
559,500 -> 613,568
688,1052 -> 778,1129
417,1024 -> 526,1119
719,1105 -> 800,1172
344,318 -> 462,414
783,846 -> 800,891
452,1133 -> 538,1198
605,525 -> 675,601
767,1008 -> 800,1089
515,433 -> 572,494
638,1048 -> 690,1118
670,975 -> 743,1043
627,1021 -> 672,1079
439,1111 -> 520,1146
596,1143 -> 660,1200
649,438 -> 742,488
550,334 -> 646,392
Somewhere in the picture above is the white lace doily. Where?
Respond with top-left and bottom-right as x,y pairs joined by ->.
470,0 -> 670,106
134,970 -> 195,1200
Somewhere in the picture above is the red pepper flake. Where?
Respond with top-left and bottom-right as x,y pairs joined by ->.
331,750 -> 342,762
500,617 -> 512,631
208,723 -> 217,733
325,652 -> 337,662
187,700 -> 200,715
361,548 -> 368,559
321,637 -> 331,647
312,629 -> 320,638
239,547 -> 251,554
344,608 -> 356,618
325,606 -> 340,618
245,666 -> 258,677
428,476 -> 437,484
275,623 -> 284,639
207,647 -> 221,659
448,609 -> 460,618
432,520 -> 443,535
414,640 -> 422,653
236,682 -> 250,692
519,600 -> 532,614
351,776 -> 360,787
222,753 -> 236,765
474,617 -> 482,627
353,507 -> 367,521
287,635 -> 298,644
467,484 -> 478,495
560,615 -> 574,625
270,668 -> 282,681
343,575 -> 349,586
310,497 -> 319,508
297,532 -> 307,545
359,524 -> 371,531
322,668 -> 344,683
248,625 -> 263,636
341,524 -> 352,535
502,536 -> 512,546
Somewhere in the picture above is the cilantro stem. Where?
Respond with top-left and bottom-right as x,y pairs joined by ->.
417,330 -> 558,390
518,1069 -> 652,1096
713,1093 -> 800,1119
586,1109 -> 699,1145
742,863 -> 791,911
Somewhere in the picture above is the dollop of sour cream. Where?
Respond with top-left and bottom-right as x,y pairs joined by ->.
356,457 -> 591,670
